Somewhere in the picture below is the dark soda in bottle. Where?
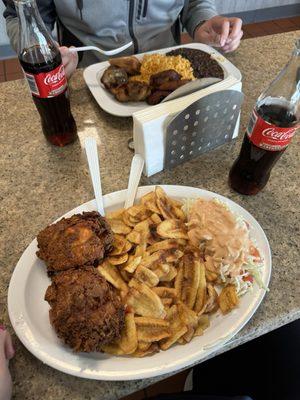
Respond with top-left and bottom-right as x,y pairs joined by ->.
229,40 -> 300,195
14,0 -> 77,147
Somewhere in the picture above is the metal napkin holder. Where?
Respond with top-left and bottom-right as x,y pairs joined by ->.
164,90 -> 244,169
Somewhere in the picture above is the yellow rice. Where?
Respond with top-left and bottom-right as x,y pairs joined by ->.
130,54 -> 195,84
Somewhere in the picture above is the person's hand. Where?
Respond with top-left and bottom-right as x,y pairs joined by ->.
59,46 -> 79,79
194,16 -> 243,53
0,326 -> 14,400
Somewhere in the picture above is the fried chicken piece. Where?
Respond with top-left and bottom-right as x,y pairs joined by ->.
45,267 -> 125,352
109,56 -> 141,75
150,69 -> 182,88
37,211 -> 113,272
114,81 -> 151,102
101,65 -> 128,91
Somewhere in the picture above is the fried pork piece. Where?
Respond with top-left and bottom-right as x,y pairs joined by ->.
45,267 -> 125,352
37,211 -> 113,272
150,69 -> 182,88
146,79 -> 191,105
101,65 -> 128,91
109,56 -> 141,75
114,81 -> 151,102
158,78 -> 191,91
146,90 -> 171,105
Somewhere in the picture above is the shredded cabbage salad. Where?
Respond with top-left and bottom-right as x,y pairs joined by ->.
182,198 -> 268,296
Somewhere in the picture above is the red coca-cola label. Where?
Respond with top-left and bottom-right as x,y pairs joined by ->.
24,64 -> 67,98
247,109 -> 298,151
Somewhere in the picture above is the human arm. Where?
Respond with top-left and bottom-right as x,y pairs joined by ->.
182,0 -> 218,39
0,327 -> 14,400
194,15 -> 243,52
2,0 -> 78,78
182,1 -> 243,53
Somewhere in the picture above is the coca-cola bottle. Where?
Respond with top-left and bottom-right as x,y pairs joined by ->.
14,0 -> 77,147
229,39 -> 300,195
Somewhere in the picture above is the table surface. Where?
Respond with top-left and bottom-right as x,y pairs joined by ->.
0,31 -> 299,400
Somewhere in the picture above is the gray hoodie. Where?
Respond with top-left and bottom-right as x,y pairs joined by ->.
3,0 -> 217,65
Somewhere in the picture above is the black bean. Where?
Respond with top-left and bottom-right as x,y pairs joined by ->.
167,48 -> 224,80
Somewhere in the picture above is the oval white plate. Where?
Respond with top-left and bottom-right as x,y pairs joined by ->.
8,185 -> 271,381
83,43 -> 242,117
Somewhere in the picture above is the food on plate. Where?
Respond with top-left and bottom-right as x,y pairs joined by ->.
187,198 -> 265,295
37,211 -> 113,273
114,81 -> 151,102
150,69 -> 182,87
44,267 -> 125,352
38,187 -> 265,357
218,285 -> 239,314
101,61 -> 151,102
146,69 -> 192,104
101,53 -> 196,104
100,65 -> 128,91
156,79 -> 191,91
146,90 -> 172,105
130,54 -> 195,84
100,49 -> 225,105
109,56 -> 141,75
167,48 -> 224,80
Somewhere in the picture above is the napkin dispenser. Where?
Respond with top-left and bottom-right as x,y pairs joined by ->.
164,89 -> 244,169
132,51 -> 243,177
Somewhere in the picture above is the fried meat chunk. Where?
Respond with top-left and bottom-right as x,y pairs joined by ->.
114,81 -> 151,102
45,267 -> 125,352
109,56 -> 141,75
37,211 -> 113,272
101,65 -> 128,91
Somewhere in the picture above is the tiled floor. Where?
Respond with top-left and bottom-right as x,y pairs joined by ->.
0,16 -> 299,83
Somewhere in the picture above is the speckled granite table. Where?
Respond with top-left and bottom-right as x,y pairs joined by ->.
1,31 -> 299,400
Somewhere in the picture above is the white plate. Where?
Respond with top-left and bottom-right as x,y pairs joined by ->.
83,43 -> 242,117
8,185 -> 271,381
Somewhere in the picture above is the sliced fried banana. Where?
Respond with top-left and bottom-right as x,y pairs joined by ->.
155,187 -> 185,220
159,305 -> 187,350
108,253 -> 129,265
141,191 -> 161,214
124,255 -> 142,273
181,253 -> 201,309
157,219 -> 188,240
126,280 -> 165,318
110,234 -> 132,256
108,219 -> 131,235
135,316 -> 170,342
135,265 -> 159,287
194,262 -> 207,313
97,260 -> 128,295
218,285 -> 239,314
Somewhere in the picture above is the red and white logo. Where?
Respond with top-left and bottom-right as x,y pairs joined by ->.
24,63 -> 67,98
261,127 -> 295,141
247,109 -> 298,151
44,65 -> 65,86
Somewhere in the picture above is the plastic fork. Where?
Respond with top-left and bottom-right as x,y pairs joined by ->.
124,154 -> 144,209
84,137 -> 105,216
69,41 -> 133,56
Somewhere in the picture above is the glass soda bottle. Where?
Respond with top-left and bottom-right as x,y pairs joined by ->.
14,0 -> 77,147
229,39 -> 300,195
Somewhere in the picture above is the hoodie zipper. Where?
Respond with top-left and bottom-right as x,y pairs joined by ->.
137,0 -> 143,20
76,0 -> 83,20
142,0 -> 148,18
129,0 -> 138,53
